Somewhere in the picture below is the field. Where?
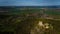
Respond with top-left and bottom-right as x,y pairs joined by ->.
0,7 -> 60,34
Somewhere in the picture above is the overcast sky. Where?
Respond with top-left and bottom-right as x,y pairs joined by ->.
0,0 -> 60,6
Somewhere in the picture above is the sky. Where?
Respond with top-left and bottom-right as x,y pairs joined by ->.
0,0 -> 60,6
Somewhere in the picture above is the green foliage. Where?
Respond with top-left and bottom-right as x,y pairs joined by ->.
0,15 -> 60,34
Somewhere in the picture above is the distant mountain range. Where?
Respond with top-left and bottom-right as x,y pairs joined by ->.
0,6 -> 60,8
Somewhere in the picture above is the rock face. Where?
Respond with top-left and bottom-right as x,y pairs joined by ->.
30,21 -> 54,34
